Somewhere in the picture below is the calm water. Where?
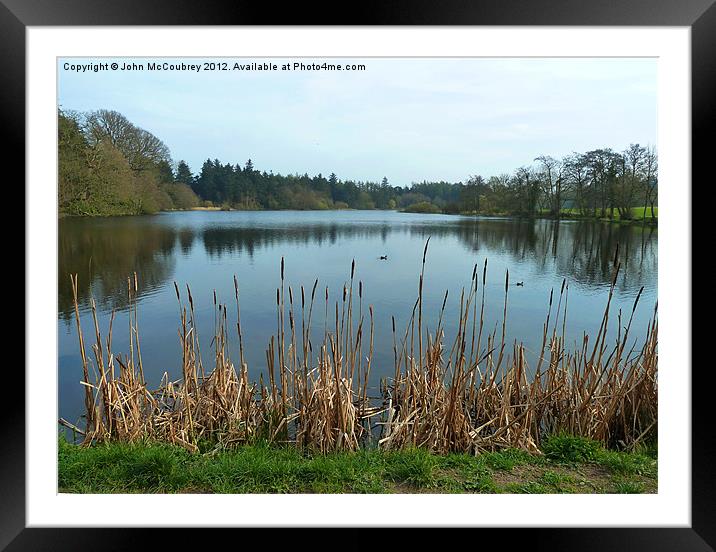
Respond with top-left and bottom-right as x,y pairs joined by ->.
58,211 -> 657,425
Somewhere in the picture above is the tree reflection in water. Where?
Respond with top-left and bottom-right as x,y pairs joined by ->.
59,213 -> 656,320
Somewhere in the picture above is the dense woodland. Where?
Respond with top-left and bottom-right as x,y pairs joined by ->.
59,109 -> 658,220
59,109 -> 200,216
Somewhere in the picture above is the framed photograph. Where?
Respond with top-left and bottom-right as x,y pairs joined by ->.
9,0 -> 710,549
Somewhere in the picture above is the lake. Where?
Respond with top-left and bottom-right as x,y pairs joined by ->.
58,210 -> 657,426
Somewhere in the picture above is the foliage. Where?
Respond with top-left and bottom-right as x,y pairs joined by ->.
60,108 -> 658,218
84,109 -> 171,172
162,182 -> 201,210
59,108 -> 197,216
185,144 -> 657,217
402,201 -> 442,214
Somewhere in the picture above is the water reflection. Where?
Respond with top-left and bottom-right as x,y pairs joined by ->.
58,211 -> 657,426
58,217 -> 181,320
59,212 -> 656,319
444,219 -> 657,292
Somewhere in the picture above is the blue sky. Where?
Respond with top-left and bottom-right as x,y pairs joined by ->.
58,57 -> 656,186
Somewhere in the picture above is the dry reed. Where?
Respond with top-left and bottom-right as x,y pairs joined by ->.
67,243 -> 657,455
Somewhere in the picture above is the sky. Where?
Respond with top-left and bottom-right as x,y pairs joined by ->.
58,57 -> 657,186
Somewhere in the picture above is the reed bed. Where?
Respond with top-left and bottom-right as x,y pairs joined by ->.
66,242 -> 657,455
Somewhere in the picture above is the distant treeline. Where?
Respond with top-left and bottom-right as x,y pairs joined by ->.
59,108 -> 658,220
191,160 -> 463,212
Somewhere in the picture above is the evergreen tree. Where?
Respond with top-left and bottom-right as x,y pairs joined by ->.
156,160 -> 174,184
175,160 -> 193,185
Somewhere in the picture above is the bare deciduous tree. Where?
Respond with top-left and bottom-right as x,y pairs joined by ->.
535,155 -> 571,218
84,109 -> 171,172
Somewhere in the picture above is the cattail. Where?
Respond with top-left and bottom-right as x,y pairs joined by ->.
66,253 -> 656,456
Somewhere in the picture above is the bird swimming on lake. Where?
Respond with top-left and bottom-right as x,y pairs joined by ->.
379,255 -> 388,260
516,281 -> 524,286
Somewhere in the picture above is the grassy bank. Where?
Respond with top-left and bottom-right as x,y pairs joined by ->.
542,206 -> 658,224
58,434 -> 656,494
451,206 -> 657,224
393,204 -> 658,225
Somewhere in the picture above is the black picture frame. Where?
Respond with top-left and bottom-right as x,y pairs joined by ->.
6,0 -> 710,549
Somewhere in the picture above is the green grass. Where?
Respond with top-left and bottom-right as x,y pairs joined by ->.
542,434 -> 603,463
450,206 -> 657,224
58,436 -> 657,494
546,206 -> 658,223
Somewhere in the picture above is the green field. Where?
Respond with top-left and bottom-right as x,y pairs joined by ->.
58,435 -> 657,494
550,206 -> 658,222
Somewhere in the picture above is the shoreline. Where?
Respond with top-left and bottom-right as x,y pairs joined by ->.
59,207 -> 658,226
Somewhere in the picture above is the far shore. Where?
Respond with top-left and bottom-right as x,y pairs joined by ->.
189,206 -> 223,211
184,206 -> 658,226
60,206 -> 658,226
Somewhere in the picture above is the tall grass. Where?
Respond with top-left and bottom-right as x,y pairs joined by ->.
66,241 -> 657,455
